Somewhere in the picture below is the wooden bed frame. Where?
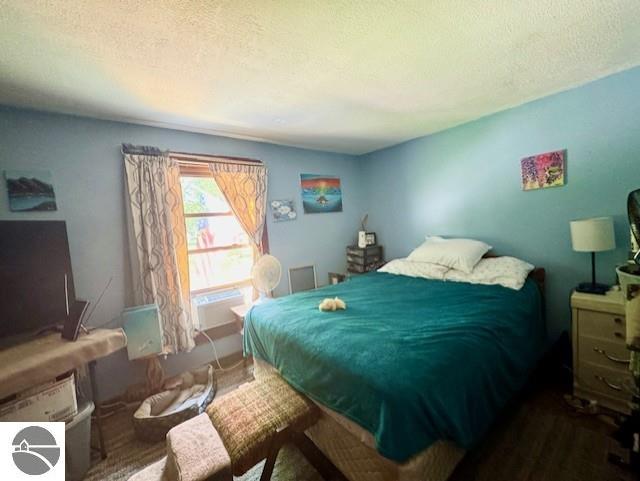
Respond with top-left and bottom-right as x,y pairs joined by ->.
530,267 -> 546,298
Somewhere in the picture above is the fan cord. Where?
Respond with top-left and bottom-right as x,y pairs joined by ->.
196,328 -> 246,372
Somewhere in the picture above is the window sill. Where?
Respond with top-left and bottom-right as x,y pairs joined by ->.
190,278 -> 252,297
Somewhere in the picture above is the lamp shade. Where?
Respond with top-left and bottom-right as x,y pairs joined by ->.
570,217 -> 616,252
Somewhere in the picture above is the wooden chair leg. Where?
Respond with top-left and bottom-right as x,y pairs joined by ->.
293,432 -> 349,481
259,447 -> 279,481
260,426 -> 288,481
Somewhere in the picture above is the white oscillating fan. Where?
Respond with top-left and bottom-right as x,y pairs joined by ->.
251,254 -> 282,302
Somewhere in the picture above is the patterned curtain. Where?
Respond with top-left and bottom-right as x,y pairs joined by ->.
123,144 -> 195,354
208,161 -> 268,252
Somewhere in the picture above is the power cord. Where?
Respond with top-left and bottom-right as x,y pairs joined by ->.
196,328 -> 246,372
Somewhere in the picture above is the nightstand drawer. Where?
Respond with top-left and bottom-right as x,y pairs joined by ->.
579,336 -> 631,371
578,309 -> 625,343
572,290 -> 628,414
578,361 -> 632,400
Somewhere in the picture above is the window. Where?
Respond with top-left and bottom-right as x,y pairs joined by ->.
180,176 -> 253,293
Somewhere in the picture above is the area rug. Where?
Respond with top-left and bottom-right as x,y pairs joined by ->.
86,364 -> 632,481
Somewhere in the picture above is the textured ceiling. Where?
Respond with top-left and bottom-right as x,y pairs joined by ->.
1,1 -> 640,154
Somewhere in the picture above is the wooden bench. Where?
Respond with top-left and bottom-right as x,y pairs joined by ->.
129,374 -> 345,481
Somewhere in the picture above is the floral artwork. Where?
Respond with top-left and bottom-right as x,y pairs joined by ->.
300,174 -> 343,213
270,199 -> 297,222
520,150 -> 565,191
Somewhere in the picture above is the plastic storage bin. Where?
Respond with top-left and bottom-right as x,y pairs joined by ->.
66,401 -> 95,481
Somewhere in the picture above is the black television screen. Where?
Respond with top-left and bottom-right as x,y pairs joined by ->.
0,220 -> 75,339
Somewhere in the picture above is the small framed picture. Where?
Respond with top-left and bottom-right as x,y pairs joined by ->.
270,199 -> 297,222
365,232 -> 376,246
358,231 -> 377,248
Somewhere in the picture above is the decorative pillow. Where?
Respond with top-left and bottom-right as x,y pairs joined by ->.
378,258 -> 449,280
407,237 -> 492,273
444,256 -> 535,290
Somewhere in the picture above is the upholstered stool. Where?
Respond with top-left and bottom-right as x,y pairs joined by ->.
206,374 -> 320,480
130,374 -> 327,481
128,413 -> 232,481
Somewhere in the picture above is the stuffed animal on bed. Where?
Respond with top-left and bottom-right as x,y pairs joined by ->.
319,297 -> 347,311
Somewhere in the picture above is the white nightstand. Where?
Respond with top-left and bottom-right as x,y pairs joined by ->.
230,304 -> 251,335
571,289 -> 631,414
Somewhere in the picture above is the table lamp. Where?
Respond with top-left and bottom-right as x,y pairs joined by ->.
570,216 -> 616,295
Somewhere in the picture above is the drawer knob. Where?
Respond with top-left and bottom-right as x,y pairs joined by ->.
593,347 -> 631,364
594,374 -> 622,392
614,317 -> 623,324
614,331 -> 624,339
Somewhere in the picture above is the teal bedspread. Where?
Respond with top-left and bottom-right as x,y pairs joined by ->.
244,272 -> 545,462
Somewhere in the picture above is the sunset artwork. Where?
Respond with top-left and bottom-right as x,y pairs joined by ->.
520,150 -> 565,191
300,174 -> 343,213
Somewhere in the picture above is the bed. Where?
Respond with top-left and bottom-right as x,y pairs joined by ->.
244,268 -> 546,481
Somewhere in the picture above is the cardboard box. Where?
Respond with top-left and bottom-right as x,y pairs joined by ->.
0,373 -> 78,422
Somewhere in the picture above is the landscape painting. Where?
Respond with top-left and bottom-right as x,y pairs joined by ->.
5,170 -> 58,211
520,150 -> 565,191
300,174 -> 343,213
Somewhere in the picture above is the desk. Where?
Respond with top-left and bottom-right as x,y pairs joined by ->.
0,328 -> 127,458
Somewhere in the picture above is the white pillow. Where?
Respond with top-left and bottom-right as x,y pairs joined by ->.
444,256 -> 534,290
407,237 -> 491,273
378,258 -> 449,280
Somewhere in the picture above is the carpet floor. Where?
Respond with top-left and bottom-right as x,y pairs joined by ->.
86,363 -> 633,481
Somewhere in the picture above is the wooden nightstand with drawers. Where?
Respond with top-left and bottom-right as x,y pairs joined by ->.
572,289 -> 631,414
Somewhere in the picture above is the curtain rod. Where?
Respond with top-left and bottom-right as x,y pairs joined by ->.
122,143 -> 166,155
170,151 -> 263,166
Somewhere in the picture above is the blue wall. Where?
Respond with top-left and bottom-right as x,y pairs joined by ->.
361,67 -> 640,339
2,66 -> 640,397
0,107 -> 365,399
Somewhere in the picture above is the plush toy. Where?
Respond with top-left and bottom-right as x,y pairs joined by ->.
319,298 -> 336,311
319,297 -> 347,312
334,297 -> 346,310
